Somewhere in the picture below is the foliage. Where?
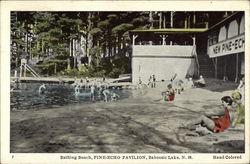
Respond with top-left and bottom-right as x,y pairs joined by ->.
36,59 -> 67,75
10,11 -> 150,77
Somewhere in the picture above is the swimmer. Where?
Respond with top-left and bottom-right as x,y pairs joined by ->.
103,89 -> 111,102
75,85 -> 80,95
98,86 -> 104,98
90,85 -> 95,101
38,84 -> 46,94
111,91 -> 120,102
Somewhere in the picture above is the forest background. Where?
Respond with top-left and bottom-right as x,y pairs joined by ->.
10,11 -> 224,78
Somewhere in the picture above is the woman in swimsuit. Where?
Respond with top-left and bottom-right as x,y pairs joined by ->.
182,96 -> 236,133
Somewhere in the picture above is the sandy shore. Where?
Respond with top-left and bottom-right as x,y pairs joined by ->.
10,78 -> 244,153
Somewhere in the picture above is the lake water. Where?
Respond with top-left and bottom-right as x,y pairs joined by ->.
11,82 -> 131,110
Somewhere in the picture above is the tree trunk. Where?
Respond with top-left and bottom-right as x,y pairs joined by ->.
118,35 -> 121,54
149,11 -> 153,29
42,40 -> 44,54
25,33 -> 28,53
69,39 -> 72,56
73,39 -> 77,68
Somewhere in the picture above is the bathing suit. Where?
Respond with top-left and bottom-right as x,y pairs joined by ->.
164,90 -> 175,101
213,108 -> 231,132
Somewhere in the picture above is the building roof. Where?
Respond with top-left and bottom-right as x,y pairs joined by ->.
206,11 -> 243,32
130,11 -> 243,35
130,28 -> 208,35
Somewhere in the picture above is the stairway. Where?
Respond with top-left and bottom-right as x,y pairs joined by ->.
197,53 -> 214,78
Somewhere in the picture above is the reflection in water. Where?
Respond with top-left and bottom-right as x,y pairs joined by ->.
11,83 -> 131,110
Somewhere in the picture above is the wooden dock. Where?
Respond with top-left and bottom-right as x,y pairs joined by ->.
11,76 -> 133,88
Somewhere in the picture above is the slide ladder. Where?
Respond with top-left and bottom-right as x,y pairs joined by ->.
20,59 -> 40,78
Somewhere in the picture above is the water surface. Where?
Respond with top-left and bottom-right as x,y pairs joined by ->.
11,82 -> 131,110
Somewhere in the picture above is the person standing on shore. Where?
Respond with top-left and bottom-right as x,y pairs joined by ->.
152,75 -> 156,88
148,76 -> 152,87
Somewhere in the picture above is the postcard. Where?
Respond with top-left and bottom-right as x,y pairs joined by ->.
1,1 -> 249,164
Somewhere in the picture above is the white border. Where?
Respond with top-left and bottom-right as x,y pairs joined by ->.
1,1 -> 249,164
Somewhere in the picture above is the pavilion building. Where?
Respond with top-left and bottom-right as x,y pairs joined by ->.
130,11 -> 245,84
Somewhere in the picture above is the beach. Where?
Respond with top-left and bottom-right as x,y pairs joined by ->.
10,78 -> 244,153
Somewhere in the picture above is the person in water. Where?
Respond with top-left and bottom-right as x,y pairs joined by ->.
111,91 -> 120,102
75,85 -> 80,95
102,89 -> 111,102
97,86 -> 103,98
90,85 -> 95,101
182,96 -> 236,133
39,84 -> 46,94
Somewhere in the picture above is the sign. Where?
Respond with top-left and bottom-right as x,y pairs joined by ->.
207,34 -> 245,58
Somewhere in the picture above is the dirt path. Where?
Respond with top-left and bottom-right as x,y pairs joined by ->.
10,79 -> 245,153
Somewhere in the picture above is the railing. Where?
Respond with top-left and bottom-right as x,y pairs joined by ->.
25,64 -> 40,78
20,59 -> 40,78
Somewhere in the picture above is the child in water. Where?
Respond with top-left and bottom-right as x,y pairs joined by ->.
90,85 -> 95,101
111,91 -> 120,102
39,84 -> 46,94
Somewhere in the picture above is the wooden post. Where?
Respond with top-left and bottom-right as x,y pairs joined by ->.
163,14 -> 166,28
159,12 -> 162,29
235,53 -> 239,82
192,36 -> 196,46
170,11 -> 174,28
193,12 -> 196,27
223,56 -> 227,81
24,63 -> 27,77
20,65 -> 23,77
215,58 -> 218,78
54,63 -> 57,74
170,11 -> 174,45
69,39 -> 72,56
132,35 -> 138,46
184,18 -> 187,28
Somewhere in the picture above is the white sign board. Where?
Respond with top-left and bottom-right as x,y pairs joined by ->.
207,34 -> 245,58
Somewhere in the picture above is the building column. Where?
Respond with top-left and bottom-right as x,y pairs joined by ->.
215,58 -> 218,78
223,56 -> 227,81
235,53 -> 239,82
132,35 -> 138,45
192,36 -> 196,46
